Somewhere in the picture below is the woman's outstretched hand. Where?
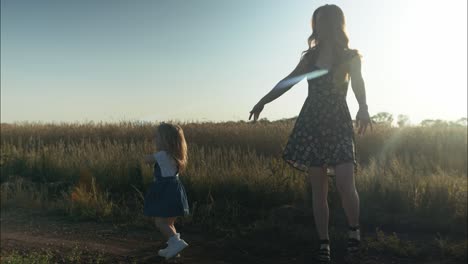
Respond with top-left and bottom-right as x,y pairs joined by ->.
356,107 -> 372,135
249,103 -> 264,122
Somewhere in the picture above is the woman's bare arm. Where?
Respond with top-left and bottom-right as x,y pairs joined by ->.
260,57 -> 311,105
249,55 -> 317,121
349,55 -> 367,107
349,54 -> 372,134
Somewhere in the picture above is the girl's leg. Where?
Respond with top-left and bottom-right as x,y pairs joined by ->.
154,217 -> 188,259
334,162 -> 360,227
308,166 -> 330,240
155,217 -> 177,239
167,217 -> 177,234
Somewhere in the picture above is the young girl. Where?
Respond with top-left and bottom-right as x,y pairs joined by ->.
143,123 -> 190,259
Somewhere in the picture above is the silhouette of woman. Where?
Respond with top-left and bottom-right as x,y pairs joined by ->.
249,4 -> 372,263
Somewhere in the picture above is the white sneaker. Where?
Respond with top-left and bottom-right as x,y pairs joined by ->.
164,235 -> 189,259
158,233 -> 180,257
158,249 -> 180,258
158,247 -> 181,258
158,246 -> 168,257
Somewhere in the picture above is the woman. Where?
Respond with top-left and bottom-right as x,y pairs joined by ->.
249,4 -> 372,263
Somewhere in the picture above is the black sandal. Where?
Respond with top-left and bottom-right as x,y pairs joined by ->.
347,226 -> 361,255
315,239 -> 331,263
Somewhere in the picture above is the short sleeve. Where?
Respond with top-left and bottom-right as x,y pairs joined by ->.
153,151 -> 164,162
153,151 -> 178,177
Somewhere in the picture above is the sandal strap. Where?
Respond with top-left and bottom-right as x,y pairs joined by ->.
347,238 -> 361,253
316,240 -> 331,262
316,239 -> 331,263
319,239 -> 330,245
316,251 -> 331,262
348,225 -> 361,254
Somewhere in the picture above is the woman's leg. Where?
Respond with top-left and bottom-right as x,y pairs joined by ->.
334,162 -> 360,228
308,166 -> 330,240
155,217 -> 177,239
335,162 -> 361,257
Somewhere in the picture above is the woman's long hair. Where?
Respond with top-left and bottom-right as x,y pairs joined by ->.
306,4 -> 349,52
304,4 -> 355,84
156,123 -> 188,173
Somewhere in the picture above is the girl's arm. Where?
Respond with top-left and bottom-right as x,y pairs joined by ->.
349,54 -> 372,134
144,154 -> 156,165
249,55 -> 314,121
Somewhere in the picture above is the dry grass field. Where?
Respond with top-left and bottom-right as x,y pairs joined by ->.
1,120 -> 466,263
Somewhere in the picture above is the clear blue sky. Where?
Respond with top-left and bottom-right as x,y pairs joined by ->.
1,0 -> 467,124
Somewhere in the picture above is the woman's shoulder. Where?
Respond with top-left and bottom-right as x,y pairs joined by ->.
344,48 -> 362,60
301,47 -> 319,59
302,47 -> 360,60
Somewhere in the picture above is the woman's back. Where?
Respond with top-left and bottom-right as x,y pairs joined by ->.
304,47 -> 360,97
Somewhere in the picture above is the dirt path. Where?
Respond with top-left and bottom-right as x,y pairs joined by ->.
0,209 -> 461,264
1,209 -> 233,264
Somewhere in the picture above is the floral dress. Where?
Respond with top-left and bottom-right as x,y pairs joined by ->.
283,49 -> 359,172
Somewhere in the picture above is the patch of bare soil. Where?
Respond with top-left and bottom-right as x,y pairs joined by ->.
0,209 -> 461,264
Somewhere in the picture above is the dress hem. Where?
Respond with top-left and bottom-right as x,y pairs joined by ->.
282,155 -> 358,174
143,211 -> 190,218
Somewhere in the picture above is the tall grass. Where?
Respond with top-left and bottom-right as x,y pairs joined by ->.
0,121 -> 466,234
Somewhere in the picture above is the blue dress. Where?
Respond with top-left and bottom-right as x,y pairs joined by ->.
143,162 -> 190,217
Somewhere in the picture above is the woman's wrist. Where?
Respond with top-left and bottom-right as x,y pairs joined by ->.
358,103 -> 368,111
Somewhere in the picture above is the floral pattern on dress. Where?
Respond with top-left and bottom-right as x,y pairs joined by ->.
283,50 -> 359,172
